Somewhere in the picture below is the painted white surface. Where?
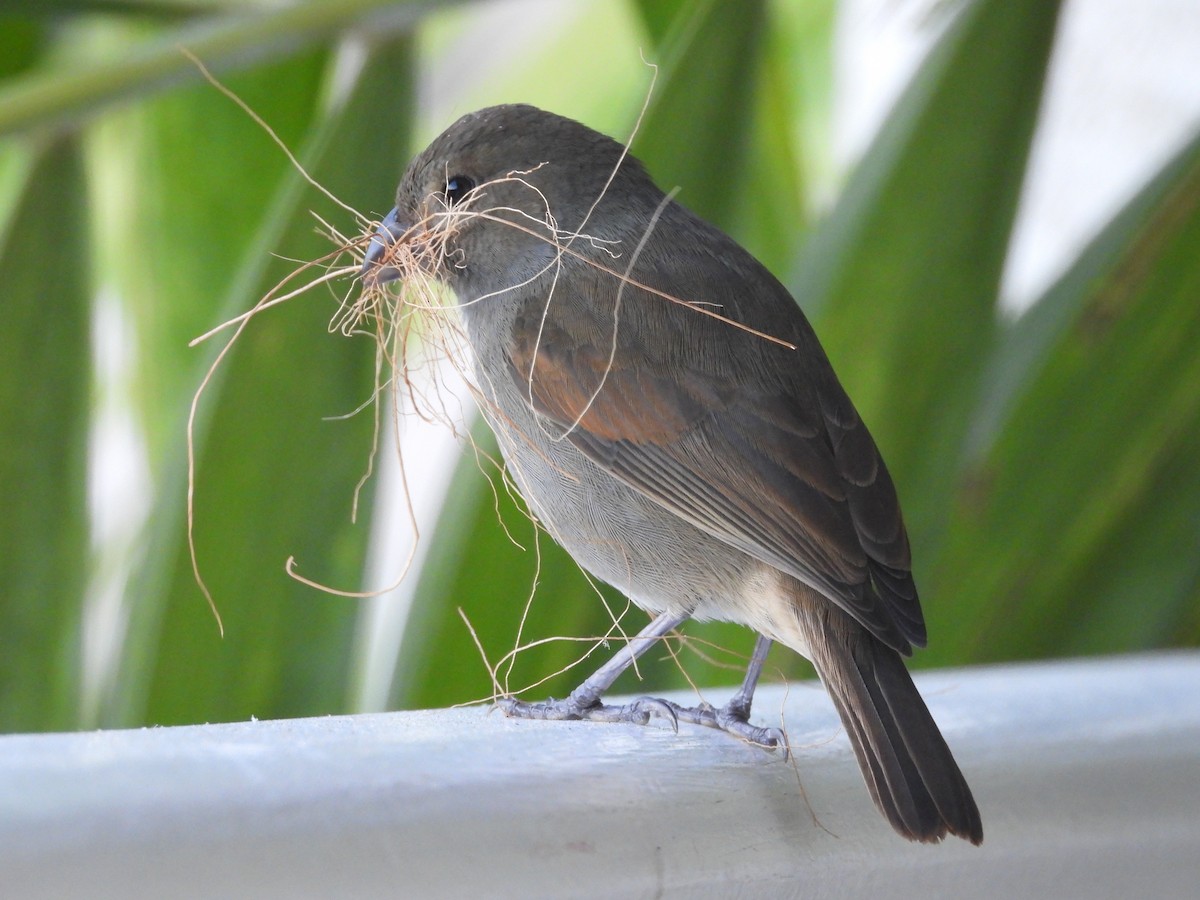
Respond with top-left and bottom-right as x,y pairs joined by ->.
3,653 -> 1198,898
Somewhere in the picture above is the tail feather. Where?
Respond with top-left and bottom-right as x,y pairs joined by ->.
808,608 -> 983,845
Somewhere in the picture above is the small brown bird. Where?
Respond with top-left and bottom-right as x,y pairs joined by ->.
364,104 -> 982,845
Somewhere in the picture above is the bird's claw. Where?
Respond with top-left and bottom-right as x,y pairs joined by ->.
497,693 -> 786,755
496,694 -> 679,732
669,699 -> 790,757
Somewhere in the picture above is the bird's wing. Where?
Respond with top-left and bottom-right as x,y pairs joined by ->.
504,272 -> 924,654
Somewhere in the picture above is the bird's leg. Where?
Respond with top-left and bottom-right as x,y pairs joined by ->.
666,635 -> 789,754
499,622 -> 788,754
497,611 -> 688,729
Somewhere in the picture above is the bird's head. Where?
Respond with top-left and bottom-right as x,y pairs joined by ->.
361,104 -> 656,296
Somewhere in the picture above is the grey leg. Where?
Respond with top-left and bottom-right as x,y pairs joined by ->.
500,623 -> 787,754
498,611 -> 689,729
667,634 -> 789,753
724,633 -> 774,722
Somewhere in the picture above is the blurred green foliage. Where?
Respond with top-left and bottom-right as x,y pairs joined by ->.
0,0 -> 1196,734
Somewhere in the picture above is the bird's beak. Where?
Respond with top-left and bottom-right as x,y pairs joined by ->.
361,207 -> 409,287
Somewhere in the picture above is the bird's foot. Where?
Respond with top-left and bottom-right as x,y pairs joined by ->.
497,693 -> 786,755
668,697 -> 789,756
497,694 -> 680,731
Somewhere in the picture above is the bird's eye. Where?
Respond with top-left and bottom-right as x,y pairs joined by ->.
444,175 -> 475,205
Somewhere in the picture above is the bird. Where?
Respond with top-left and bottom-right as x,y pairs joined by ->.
362,103 -> 982,845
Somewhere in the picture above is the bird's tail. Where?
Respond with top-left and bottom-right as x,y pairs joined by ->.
807,608 -> 983,844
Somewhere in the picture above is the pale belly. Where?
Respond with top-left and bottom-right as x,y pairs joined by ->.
479,391 -> 812,659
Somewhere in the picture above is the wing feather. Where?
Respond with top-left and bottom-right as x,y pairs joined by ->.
504,231 -> 925,653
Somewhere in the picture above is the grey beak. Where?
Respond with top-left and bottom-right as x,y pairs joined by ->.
361,208 -> 408,286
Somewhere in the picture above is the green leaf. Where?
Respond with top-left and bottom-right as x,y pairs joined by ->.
0,0 -> 462,139
112,37 -> 417,727
0,15 -> 46,81
94,44 -> 329,467
631,0 -> 769,230
0,135 -> 90,732
721,27 -> 814,279
927,128 -> 1200,664
1061,409 -> 1200,653
799,0 -> 1064,565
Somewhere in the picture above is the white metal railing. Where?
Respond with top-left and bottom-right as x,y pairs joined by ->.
1,653 -> 1198,898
